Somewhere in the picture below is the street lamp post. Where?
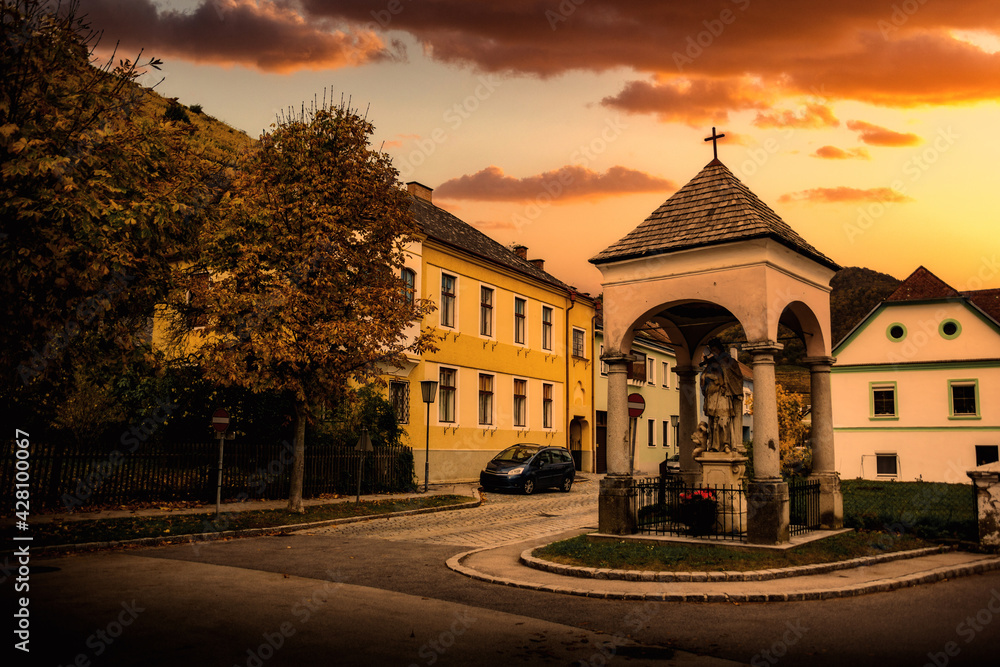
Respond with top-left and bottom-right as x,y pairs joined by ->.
420,380 -> 438,493
670,415 -> 680,457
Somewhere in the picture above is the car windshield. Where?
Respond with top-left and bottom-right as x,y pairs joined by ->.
493,445 -> 539,464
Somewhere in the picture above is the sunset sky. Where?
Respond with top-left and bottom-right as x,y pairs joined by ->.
80,0 -> 1000,296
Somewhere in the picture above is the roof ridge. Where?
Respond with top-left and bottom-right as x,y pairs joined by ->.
590,160 -> 838,269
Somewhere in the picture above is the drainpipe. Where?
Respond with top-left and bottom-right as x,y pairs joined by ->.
565,289 -> 576,452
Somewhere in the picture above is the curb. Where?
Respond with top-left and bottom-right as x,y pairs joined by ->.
519,545 -> 952,582
20,492 -> 483,557
446,546 -> 1000,602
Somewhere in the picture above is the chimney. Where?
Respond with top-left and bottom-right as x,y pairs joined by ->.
406,181 -> 433,203
512,244 -> 528,259
529,259 -> 545,271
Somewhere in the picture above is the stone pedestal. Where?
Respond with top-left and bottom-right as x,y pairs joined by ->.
695,451 -> 749,535
968,462 -> 1000,549
598,475 -> 636,535
746,480 -> 790,545
809,471 -> 844,529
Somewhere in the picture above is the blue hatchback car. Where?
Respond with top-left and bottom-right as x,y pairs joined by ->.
479,444 -> 575,494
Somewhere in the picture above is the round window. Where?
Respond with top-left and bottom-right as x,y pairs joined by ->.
939,319 -> 962,340
886,323 -> 907,342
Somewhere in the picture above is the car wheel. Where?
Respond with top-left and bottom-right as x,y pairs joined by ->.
560,475 -> 573,492
522,477 -> 535,495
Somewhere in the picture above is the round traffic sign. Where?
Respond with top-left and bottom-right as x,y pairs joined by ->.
211,408 -> 230,433
627,393 -> 645,418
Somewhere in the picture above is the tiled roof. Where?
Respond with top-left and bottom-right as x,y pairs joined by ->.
408,195 -> 570,292
886,266 -> 961,301
589,159 -> 839,269
963,288 -> 1000,324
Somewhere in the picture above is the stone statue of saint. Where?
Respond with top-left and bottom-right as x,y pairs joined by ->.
699,338 -> 744,453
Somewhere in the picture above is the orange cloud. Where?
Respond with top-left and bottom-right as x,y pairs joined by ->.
601,77 -> 770,125
778,186 -> 914,204
435,165 -> 676,202
81,0 -> 397,72
846,120 -> 921,147
753,104 -> 839,129
812,146 -> 871,160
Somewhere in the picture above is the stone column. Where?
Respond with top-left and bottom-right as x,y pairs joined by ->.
804,355 -> 843,529
675,365 -> 700,485
744,341 -> 789,544
598,353 -> 636,535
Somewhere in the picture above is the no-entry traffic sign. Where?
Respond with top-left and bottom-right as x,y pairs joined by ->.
211,408 -> 230,433
627,393 -> 645,418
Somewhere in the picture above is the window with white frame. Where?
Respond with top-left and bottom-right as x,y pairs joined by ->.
572,327 -> 585,358
513,379 -> 527,427
542,383 -> 553,428
646,357 -> 655,385
439,367 -> 456,423
876,453 -> 898,477
514,297 -> 527,344
480,286 -> 494,337
542,306 -> 553,350
949,380 -> 979,418
440,273 -> 456,328
600,345 -> 607,375
647,419 -> 655,447
478,374 -> 494,425
662,361 -> 670,388
389,380 -> 409,424
662,421 -> 670,448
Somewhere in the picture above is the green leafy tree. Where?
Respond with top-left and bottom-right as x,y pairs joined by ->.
775,383 -> 810,476
173,102 -> 436,512
0,0 -> 226,428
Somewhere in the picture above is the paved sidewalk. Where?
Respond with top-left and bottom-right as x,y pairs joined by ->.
12,482 -> 480,524
449,527 -> 1000,602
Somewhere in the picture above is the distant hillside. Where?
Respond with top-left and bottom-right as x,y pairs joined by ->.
830,266 -> 901,346
140,88 -> 253,161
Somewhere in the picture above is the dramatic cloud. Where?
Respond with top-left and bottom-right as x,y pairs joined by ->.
778,186 -> 914,204
435,165 -> 676,202
79,0 -> 397,72
812,146 -> 871,160
846,120 -> 922,147
753,104 -> 839,129
601,78 -> 771,125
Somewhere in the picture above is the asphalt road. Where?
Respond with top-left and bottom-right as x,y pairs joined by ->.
10,479 -> 1000,666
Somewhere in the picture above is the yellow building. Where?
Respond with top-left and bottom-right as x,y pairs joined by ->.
388,183 -> 596,483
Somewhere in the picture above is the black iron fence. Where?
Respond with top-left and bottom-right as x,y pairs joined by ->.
634,476 -> 748,542
0,439 -> 415,511
788,477 -> 821,536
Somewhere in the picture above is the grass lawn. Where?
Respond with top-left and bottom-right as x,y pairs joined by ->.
13,495 -> 475,547
533,530 -> 935,572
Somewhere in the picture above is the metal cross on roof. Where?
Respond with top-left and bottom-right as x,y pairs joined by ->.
704,127 -> 725,160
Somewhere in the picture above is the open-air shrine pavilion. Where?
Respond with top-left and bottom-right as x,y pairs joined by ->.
590,130 -> 844,544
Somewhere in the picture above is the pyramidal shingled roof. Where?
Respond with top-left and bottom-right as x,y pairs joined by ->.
886,266 -> 961,301
590,159 -> 839,269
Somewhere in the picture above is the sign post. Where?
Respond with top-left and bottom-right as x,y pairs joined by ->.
354,429 -> 373,504
212,408 -> 230,518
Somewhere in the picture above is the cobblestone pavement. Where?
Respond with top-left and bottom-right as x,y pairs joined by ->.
304,478 -> 598,547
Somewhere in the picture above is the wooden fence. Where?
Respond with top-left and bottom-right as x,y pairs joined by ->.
1,439 -> 415,511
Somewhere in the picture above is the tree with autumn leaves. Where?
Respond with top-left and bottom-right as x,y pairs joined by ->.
172,104 -> 437,512
1,0 -> 227,436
